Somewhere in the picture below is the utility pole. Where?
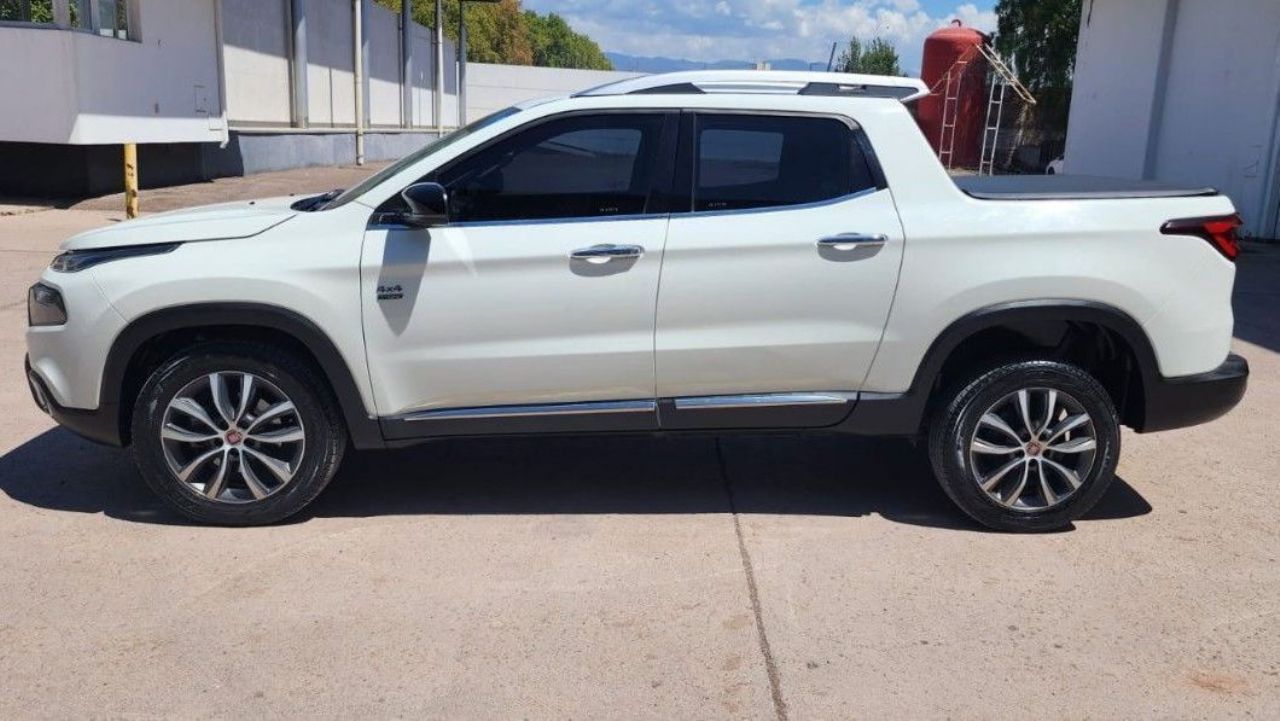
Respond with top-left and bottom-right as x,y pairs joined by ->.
401,0 -> 413,128
457,2 -> 467,127
457,0 -> 500,128
353,0 -> 365,165
123,144 -> 139,219
434,0 -> 444,136
290,0 -> 309,128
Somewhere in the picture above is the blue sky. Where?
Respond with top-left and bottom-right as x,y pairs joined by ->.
521,0 -> 997,75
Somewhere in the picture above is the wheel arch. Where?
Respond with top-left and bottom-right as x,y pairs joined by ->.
103,303 -> 384,449
843,300 -> 1162,436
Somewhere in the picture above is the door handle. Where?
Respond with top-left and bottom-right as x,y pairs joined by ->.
817,233 -> 888,251
570,244 -> 645,264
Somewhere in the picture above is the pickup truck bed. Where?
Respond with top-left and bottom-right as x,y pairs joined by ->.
954,174 -> 1217,200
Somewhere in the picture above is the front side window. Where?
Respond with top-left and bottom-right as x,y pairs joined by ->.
693,114 -> 877,212
436,113 -> 666,223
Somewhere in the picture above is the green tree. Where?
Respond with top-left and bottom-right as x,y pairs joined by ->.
525,11 -> 612,70
858,38 -> 903,76
834,36 -> 862,74
374,0 -> 611,70
835,36 -> 902,76
995,0 -> 1082,130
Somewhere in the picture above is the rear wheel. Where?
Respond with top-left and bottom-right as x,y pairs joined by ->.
131,342 -> 346,525
927,360 -> 1120,532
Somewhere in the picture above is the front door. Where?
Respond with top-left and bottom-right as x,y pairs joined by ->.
361,112 -> 675,439
654,112 -> 904,428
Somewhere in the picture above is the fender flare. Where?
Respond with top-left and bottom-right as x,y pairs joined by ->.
841,299 -> 1161,435
102,303 -> 384,449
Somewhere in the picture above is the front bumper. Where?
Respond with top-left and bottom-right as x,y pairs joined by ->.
25,355 -> 123,447
1138,353 -> 1249,433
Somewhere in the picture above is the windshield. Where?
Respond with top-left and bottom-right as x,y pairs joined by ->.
322,106 -> 523,209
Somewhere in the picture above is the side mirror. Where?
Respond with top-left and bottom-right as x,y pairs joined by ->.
399,182 -> 450,228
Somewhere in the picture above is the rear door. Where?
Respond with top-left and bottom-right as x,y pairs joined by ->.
654,112 -> 904,428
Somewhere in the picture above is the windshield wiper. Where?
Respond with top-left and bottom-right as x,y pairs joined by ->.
293,189 -> 344,212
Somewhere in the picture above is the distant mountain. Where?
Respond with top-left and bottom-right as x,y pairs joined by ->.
606,52 -> 820,74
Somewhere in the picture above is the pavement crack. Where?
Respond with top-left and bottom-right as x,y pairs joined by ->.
715,437 -> 789,721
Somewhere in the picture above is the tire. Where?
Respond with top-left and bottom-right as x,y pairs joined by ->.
130,341 -> 347,526
927,360 -> 1120,532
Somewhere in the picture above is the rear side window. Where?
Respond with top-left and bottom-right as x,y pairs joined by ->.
437,113 -> 666,223
693,114 -> 877,212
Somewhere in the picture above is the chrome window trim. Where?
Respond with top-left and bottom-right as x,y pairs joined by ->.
399,399 -> 656,422
367,212 -> 666,231
673,187 -> 883,220
673,392 -> 856,410
447,212 -> 666,229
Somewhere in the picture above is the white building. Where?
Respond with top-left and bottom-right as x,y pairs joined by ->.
1064,0 -> 1280,239
0,0 -> 635,196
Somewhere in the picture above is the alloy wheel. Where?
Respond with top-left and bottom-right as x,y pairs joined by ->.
967,387 -> 1098,512
159,372 -> 306,504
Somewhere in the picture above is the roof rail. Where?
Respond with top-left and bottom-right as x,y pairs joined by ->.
576,70 -> 930,103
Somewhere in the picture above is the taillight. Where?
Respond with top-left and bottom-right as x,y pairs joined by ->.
1161,214 -> 1242,261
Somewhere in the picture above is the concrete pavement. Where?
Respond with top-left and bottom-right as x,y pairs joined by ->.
0,174 -> 1277,719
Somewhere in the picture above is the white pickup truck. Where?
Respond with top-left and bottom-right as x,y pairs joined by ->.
25,71 -> 1248,531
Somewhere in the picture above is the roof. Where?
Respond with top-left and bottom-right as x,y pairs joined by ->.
576,70 -> 930,103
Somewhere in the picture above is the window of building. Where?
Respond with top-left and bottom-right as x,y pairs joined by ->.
0,0 -> 134,40
437,113 -> 667,223
0,0 -> 54,23
96,0 -> 130,39
693,114 -> 877,212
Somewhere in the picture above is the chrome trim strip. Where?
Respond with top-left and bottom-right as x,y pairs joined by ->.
400,399 -> 656,422
679,187 -> 882,220
673,392 -> 856,410
447,212 -> 664,229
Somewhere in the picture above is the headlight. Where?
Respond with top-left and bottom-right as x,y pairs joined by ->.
50,243 -> 180,273
28,283 -> 67,327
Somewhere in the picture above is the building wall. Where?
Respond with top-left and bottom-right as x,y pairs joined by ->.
365,1 -> 401,127
1148,0 -> 1280,238
0,0 -> 226,145
411,22 -> 457,128
221,0 -> 292,125
221,0 -> 458,129
1062,0 -> 1171,179
465,63 -> 640,121
1065,0 -> 1280,237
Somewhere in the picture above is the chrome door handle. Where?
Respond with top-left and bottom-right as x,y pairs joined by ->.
817,233 -> 888,251
570,244 -> 645,264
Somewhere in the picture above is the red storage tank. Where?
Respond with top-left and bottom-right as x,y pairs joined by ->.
917,21 -> 989,169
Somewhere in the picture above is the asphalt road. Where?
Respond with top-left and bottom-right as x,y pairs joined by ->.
1,177 -> 1277,719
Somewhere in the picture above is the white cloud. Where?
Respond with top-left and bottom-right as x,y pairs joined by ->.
526,0 -> 999,76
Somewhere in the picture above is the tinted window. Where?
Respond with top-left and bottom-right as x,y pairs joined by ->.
329,106 -> 522,210
693,115 -> 877,212
437,113 -> 666,223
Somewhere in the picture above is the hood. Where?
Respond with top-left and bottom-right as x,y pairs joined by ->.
62,196 -> 300,251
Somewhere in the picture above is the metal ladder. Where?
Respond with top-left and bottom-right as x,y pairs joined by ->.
975,43 -> 1035,175
937,65 -> 965,169
978,80 -> 1007,175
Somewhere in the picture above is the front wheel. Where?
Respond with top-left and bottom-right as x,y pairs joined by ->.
131,342 -> 346,526
927,360 -> 1120,532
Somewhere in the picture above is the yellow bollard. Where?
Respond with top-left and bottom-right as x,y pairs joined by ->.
123,143 -> 139,219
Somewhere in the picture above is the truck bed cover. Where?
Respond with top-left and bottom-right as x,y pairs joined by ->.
954,174 -> 1217,200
